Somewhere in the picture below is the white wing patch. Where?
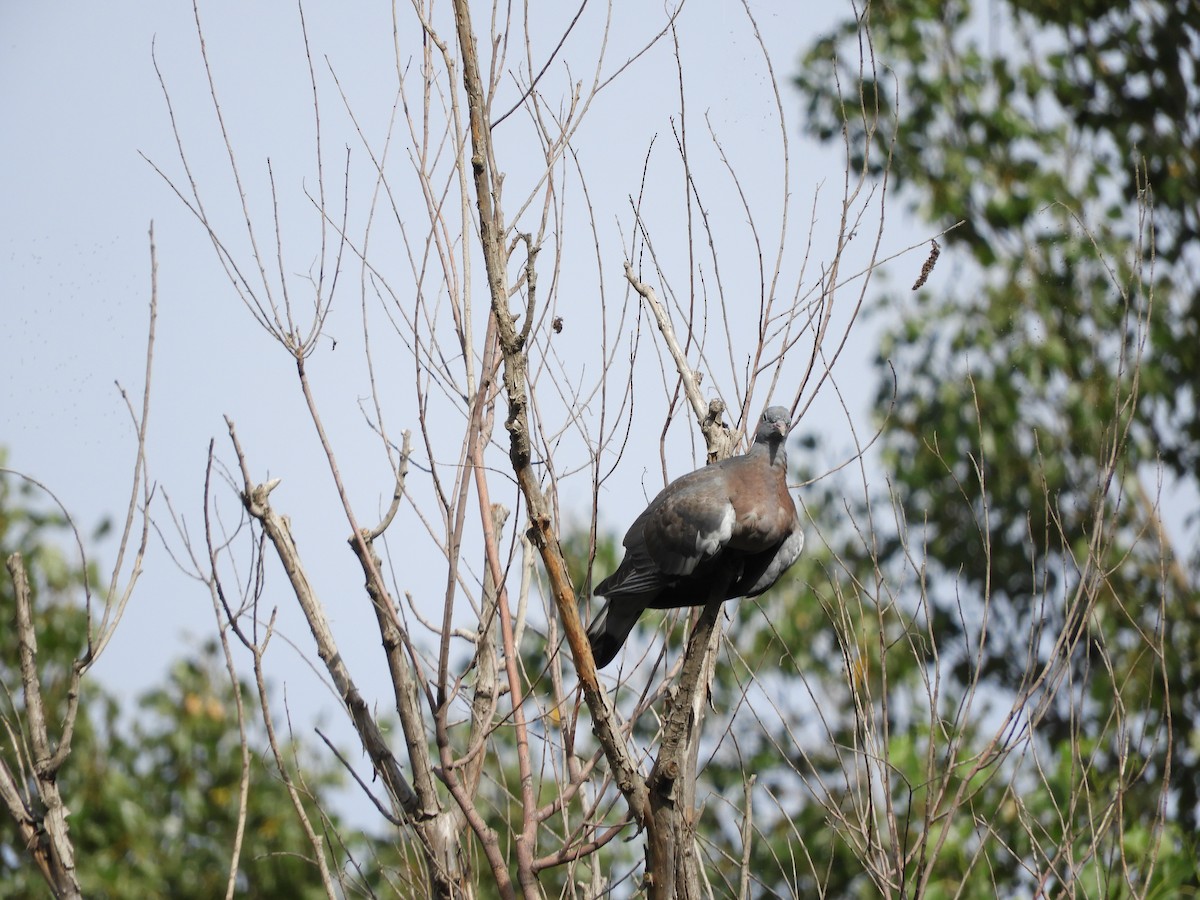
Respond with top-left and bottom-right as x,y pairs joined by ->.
690,503 -> 735,560
645,495 -> 737,576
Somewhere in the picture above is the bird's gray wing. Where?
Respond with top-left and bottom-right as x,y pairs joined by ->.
639,471 -> 736,577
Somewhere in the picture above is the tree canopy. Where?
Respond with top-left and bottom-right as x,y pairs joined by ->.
0,466 -> 366,897
785,0 -> 1200,893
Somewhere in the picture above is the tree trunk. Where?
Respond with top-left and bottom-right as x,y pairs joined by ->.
645,591 -> 727,899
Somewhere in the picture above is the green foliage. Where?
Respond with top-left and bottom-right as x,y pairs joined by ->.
789,0 -> 1200,893
68,649 -> 349,900
797,0 -> 1200,482
0,467 -> 365,897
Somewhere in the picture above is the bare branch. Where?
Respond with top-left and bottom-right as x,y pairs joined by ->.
225,418 -> 420,816
623,260 -> 736,463
451,0 -> 650,841
4,553 -> 83,900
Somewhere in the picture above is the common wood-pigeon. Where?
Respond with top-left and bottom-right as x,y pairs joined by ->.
587,406 -> 804,668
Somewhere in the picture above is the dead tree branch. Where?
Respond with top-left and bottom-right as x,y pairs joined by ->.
450,0 -> 650,836
1,554 -> 83,900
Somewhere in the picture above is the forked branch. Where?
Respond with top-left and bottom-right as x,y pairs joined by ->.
1,554 -> 83,900
449,0 -> 650,830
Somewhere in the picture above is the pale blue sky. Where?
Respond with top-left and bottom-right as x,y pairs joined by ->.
2,1 -> 911,824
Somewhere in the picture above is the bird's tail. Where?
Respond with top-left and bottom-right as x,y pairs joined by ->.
586,600 -> 643,669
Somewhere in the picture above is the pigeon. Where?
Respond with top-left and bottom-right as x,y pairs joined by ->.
587,406 -> 803,668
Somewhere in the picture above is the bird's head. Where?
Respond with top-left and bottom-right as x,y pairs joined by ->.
753,405 -> 790,453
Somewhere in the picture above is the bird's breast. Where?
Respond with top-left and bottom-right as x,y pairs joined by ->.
731,501 -> 794,550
